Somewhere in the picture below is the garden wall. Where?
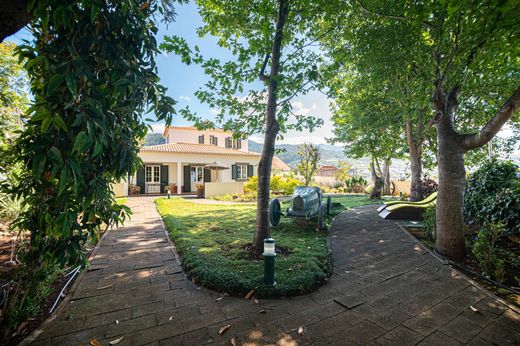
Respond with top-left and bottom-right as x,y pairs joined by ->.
205,182 -> 244,197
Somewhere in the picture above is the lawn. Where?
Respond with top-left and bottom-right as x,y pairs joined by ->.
156,194 -> 383,297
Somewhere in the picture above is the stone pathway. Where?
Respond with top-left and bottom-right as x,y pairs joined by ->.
31,197 -> 520,345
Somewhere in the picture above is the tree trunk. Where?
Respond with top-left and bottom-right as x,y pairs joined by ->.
435,116 -> 467,260
433,85 -> 520,260
370,158 -> 383,199
252,0 -> 289,257
406,119 -> 423,201
382,158 -> 391,195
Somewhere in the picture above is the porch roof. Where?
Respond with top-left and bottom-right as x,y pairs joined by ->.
140,142 -> 261,157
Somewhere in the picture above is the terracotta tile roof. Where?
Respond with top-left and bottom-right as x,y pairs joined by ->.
140,143 -> 261,157
272,156 -> 292,171
162,126 -> 234,137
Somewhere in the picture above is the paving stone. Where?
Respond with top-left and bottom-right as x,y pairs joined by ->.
478,320 -> 520,345
439,315 -> 484,343
327,319 -> 386,344
33,199 -> 520,346
106,314 -> 157,338
334,292 -> 368,309
417,331 -> 463,346
373,325 -> 423,345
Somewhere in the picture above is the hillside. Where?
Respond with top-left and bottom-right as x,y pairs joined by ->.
248,140 -> 410,179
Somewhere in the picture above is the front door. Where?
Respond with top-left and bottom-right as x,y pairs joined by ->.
190,166 -> 204,191
145,165 -> 161,193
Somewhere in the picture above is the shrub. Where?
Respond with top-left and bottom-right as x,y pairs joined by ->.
471,222 -> 507,283
418,175 -> 438,198
243,176 -> 258,194
423,205 -> 436,240
464,160 -> 520,235
243,175 -> 300,196
344,176 -> 367,193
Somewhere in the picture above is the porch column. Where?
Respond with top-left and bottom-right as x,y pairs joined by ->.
177,162 -> 182,194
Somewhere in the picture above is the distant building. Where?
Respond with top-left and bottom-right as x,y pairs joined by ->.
272,156 -> 292,172
317,165 -> 338,177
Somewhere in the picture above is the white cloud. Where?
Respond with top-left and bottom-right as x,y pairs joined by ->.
179,95 -> 191,102
149,122 -> 166,134
209,108 -> 221,115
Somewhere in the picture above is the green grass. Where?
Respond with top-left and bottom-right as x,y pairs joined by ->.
156,194 -> 382,297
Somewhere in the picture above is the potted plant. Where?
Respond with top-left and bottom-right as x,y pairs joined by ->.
170,183 -> 177,194
196,183 -> 204,198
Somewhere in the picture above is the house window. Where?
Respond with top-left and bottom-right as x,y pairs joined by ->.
145,165 -> 160,183
210,135 -> 218,146
226,137 -> 242,149
198,135 -> 205,144
236,164 -> 248,180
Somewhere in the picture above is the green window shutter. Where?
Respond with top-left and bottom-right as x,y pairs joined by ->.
204,168 -> 211,182
136,166 -> 145,192
237,139 -> 242,149
247,164 -> 254,177
231,164 -> 238,180
226,137 -> 232,148
183,165 -> 191,192
160,165 -> 169,185
199,135 -> 204,144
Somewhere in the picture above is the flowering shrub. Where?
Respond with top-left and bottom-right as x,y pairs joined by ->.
418,175 -> 438,198
244,175 -> 300,196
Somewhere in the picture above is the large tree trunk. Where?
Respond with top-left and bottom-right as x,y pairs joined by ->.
382,157 -> 391,195
252,0 -> 289,257
406,119 -> 423,201
435,114 -> 466,259
433,86 -> 520,260
370,157 -> 383,199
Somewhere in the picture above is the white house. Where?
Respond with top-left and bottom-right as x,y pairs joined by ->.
125,126 -> 262,197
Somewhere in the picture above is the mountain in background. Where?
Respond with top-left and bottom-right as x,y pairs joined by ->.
248,140 -> 410,179
144,133 -> 165,146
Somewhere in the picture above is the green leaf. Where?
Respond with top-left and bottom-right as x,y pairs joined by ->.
49,146 -> 63,165
65,73 -> 77,98
54,115 -> 68,131
93,141 -> 103,158
73,131 -> 87,152
58,166 -> 70,196
46,74 -> 63,96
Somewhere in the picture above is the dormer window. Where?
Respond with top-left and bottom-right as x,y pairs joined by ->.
198,135 -> 205,144
225,137 -> 241,149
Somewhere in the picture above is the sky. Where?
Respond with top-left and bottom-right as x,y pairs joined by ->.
152,2 -> 334,145
5,1 -> 516,149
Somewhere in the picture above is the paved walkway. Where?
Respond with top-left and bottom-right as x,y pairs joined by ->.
31,197 -> 520,345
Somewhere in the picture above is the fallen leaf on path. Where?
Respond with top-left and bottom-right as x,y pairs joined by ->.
259,309 -> 266,314
169,316 -> 174,321
230,337 -> 238,346
109,336 -> 124,345
219,324 -> 231,335
470,305 -> 479,313
97,284 -> 113,290
215,297 -> 223,302
244,289 -> 255,300
90,339 -> 101,346
115,319 -> 119,324
298,326 -> 304,335
253,298 -> 259,305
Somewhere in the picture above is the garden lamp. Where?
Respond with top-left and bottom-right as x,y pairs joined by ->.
263,238 -> 276,286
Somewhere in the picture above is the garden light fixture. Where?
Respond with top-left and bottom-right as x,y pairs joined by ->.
263,238 -> 276,286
